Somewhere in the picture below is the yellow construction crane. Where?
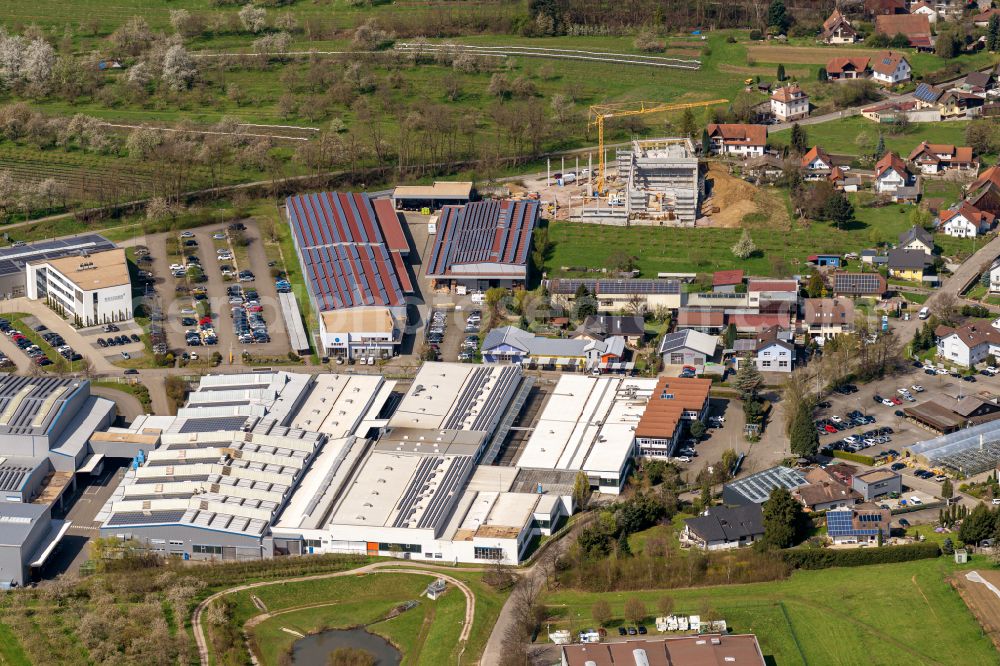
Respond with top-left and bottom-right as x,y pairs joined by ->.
587,99 -> 729,194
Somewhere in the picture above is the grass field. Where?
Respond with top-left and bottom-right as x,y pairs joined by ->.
0,621 -> 31,666
770,117 -> 974,159
542,557 -> 1000,666
226,569 -> 506,666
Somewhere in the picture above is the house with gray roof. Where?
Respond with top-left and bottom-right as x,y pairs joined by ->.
898,225 -> 934,255
658,329 -> 718,369
481,326 -> 625,370
681,504 -> 764,550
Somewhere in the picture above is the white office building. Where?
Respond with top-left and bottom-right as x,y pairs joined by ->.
26,248 -> 132,326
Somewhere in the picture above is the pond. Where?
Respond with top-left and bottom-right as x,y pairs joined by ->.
291,627 -> 402,666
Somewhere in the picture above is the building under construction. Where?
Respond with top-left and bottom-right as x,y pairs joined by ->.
580,138 -> 702,226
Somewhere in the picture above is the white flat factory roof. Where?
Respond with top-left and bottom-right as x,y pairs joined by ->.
331,450 -> 426,528
290,374 -> 388,438
517,375 -> 656,475
389,363 -> 477,430
274,436 -> 364,531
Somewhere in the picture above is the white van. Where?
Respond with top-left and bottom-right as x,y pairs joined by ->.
918,307 -> 929,320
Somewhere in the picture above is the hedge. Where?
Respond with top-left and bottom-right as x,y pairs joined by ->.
831,450 -> 876,465
781,542 -> 940,569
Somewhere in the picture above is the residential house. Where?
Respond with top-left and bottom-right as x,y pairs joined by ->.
989,257 -> 1000,293
938,90 -> 986,119
898,225 -> 934,255
574,315 -> 646,346
713,269 -> 745,292
801,146 -> 833,180
681,505 -> 764,551
676,308 -> 725,335
908,142 -> 977,174
973,7 -> 1000,26
826,56 -> 870,80
747,278 -> 799,315
741,153 -> 785,184
940,202 -> 996,238
829,166 -> 861,192
705,124 -> 767,157
874,152 -> 915,195
481,325 -> 625,369
870,51 -> 913,86
910,1 -> 938,23
865,0 -> 906,15
887,247 -> 932,281
733,326 -> 795,373
963,70 -> 995,94
803,297 -> 855,340
862,100 -> 922,123
851,468 -> 903,501
913,83 -> 944,108
874,16 -> 933,50
826,505 -> 891,545
860,249 -> 889,267
771,85 -> 809,122
728,313 -> 792,335
935,322 -> 1000,367
966,165 -> 1000,216
634,376 -> 712,457
794,478 -> 861,512
658,329 -> 718,368
832,271 -> 888,297
820,9 -> 859,43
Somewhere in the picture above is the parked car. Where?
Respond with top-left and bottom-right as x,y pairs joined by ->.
891,462 -> 906,471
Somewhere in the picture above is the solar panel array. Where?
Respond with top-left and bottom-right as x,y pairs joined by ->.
0,234 -> 115,278
391,455 -> 474,531
725,466 -> 807,504
833,272 -> 884,294
177,416 -> 249,434
106,509 -> 187,526
286,192 -> 409,311
826,510 -> 880,537
427,200 -> 538,277
914,83 -> 940,103
548,279 -> 680,295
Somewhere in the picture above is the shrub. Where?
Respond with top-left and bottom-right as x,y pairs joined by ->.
781,542 -> 940,569
749,29 -> 763,41
831,450 -> 876,465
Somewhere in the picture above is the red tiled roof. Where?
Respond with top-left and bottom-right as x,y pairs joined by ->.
771,84 -> 805,103
747,279 -> 797,292
635,376 -> 713,440
713,269 -> 745,286
970,166 -> 1000,192
823,8 -> 847,31
973,8 -> 1000,22
875,152 -> 909,178
936,323 -> 1000,349
941,202 -> 996,226
908,142 -> 975,165
801,146 -> 831,169
826,56 -> 870,75
875,15 -> 931,44
677,309 -> 725,328
727,313 -> 791,331
870,50 -> 909,77
706,124 -> 767,147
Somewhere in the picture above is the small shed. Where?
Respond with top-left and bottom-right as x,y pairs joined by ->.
809,254 -> 842,268
426,578 -> 447,600
954,548 -> 969,564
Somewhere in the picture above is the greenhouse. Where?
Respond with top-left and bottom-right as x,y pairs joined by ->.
907,419 -> 1000,476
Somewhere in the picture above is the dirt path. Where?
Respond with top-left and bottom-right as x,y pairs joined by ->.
192,562 -> 479,666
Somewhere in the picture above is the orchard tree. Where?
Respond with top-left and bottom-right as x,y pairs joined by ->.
731,229 -> 757,259
591,600 -> 612,626
624,597 -> 647,625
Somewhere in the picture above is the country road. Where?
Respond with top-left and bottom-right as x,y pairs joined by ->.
191,561 -> 486,666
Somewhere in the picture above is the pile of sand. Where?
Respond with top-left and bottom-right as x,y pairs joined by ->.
702,163 -> 760,228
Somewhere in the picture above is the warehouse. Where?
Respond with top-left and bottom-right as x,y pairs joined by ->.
391,181 -> 474,210
907,419 -> 1000,476
517,375 -> 658,494
426,199 -> 538,290
0,502 -> 71,588
0,234 -> 116,299
286,192 -> 414,360
0,377 -> 116,509
26,248 -> 133,326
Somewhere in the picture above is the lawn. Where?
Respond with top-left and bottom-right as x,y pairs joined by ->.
226,569 -> 506,666
0,621 -> 31,666
542,557 -> 998,666
770,116 -> 973,158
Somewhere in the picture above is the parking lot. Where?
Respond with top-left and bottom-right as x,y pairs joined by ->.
138,220 -> 292,360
